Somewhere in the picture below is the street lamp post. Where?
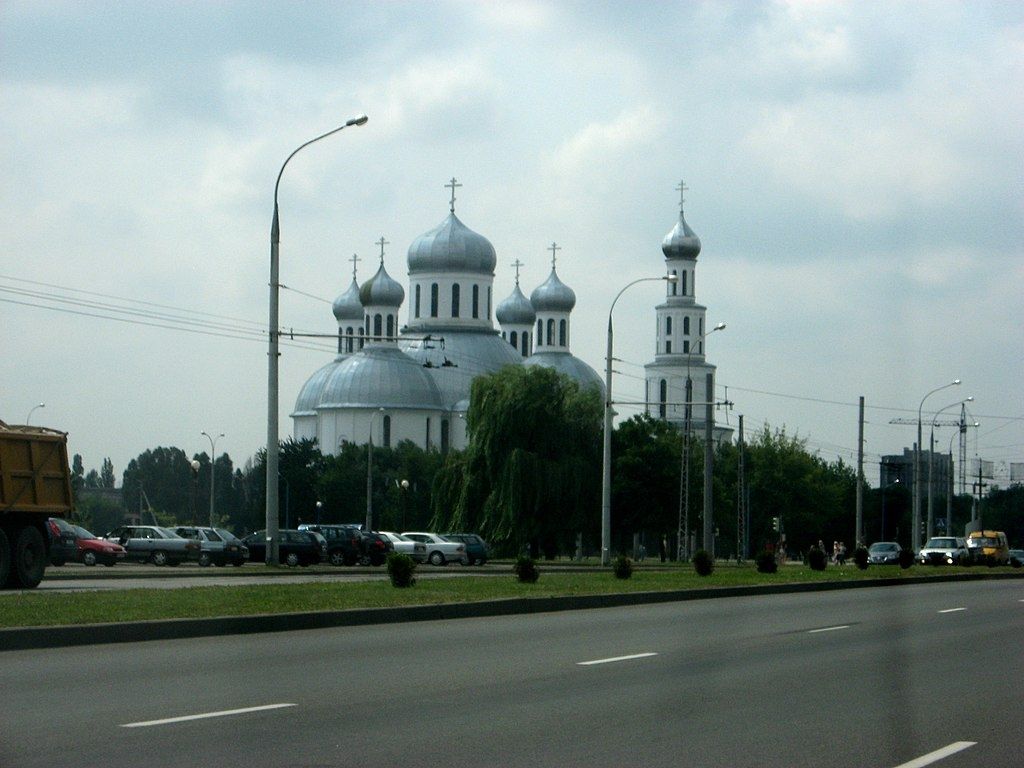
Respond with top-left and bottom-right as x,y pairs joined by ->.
928,397 -> 972,540
602,275 -> 677,565
25,403 -> 45,425
189,459 -> 201,521
200,431 -> 224,528
266,114 -> 368,566
914,380 -> 959,554
366,407 -> 386,531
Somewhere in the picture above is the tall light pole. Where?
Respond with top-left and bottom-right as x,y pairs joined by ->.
25,402 -> 44,425
266,114 -> 368,566
915,379 -> 959,554
602,275 -> 677,565
366,407 -> 385,531
200,431 -> 224,528
928,397 -> 971,539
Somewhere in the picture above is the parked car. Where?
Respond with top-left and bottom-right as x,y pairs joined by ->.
47,517 -> 78,565
401,532 -> 468,566
867,541 -> 901,565
443,533 -> 489,565
1009,549 -> 1024,567
72,525 -> 127,566
379,531 -> 427,563
298,524 -> 363,566
241,529 -> 326,567
917,536 -> 968,566
357,531 -> 394,565
965,530 -> 1010,566
103,525 -> 201,566
174,526 -> 249,567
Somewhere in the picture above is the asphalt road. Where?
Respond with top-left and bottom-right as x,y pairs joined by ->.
2,580 -> 1021,767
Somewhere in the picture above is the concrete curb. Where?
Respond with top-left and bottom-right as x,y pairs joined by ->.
3,571 -> 1022,652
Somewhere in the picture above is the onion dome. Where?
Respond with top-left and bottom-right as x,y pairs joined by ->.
661,210 -> 702,259
359,262 -> 404,307
407,213 -> 497,275
332,279 -> 363,321
530,269 -> 576,313
496,283 -> 536,325
318,346 -> 443,411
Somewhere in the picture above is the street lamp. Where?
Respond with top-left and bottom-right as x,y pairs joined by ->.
315,500 -> 323,525
25,403 -> 44,425
189,459 -> 201,521
200,431 -> 224,528
266,114 -> 368,566
366,407 -> 386,530
928,397 -> 971,540
914,379 -> 960,554
602,275 -> 677,565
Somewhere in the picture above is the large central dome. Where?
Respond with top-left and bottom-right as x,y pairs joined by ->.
407,213 -> 497,275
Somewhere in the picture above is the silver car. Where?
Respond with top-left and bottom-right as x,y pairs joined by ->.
867,541 -> 901,565
379,531 -> 428,563
174,526 -> 249,567
917,536 -> 968,566
103,525 -> 201,566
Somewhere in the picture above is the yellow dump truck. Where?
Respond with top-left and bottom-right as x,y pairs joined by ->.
0,420 -> 74,588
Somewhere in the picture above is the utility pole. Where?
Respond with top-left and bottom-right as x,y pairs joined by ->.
702,372 -> 714,557
737,415 -> 746,560
856,396 -> 864,548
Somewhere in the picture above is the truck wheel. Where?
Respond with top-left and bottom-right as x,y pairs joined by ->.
11,526 -> 46,589
0,528 -> 10,588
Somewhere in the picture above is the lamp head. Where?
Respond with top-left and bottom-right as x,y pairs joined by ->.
952,379 -> 961,385
347,114 -> 369,127
714,322 -> 726,330
664,274 -> 679,282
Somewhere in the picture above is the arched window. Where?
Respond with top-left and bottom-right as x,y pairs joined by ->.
487,287 -> 492,319
357,327 -> 364,350
337,330 -> 343,354
364,315 -> 370,335
373,314 -> 383,340
510,330 -> 518,349
415,285 -> 421,318
425,419 -> 431,448
386,314 -> 394,339
699,317 -> 704,335
691,272 -> 695,296
383,415 -> 391,448
346,326 -> 354,353
659,379 -> 667,419
521,332 -> 529,357
546,319 -> 554,346
430,283 -> 439,317
683,316 -> 690,335
666,316 -> 673,335
645,381 -> 650,416
684,340 -> 690,354
452,284 -> 460,318
559,319 -> 567,346
536,319 -> 543,346
472,285 -> 479,318
671,270 -> 678,296
666,340 -> 672,354
441,419 -> 450,453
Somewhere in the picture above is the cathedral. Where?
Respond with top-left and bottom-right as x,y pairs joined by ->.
292,181 -> 728,452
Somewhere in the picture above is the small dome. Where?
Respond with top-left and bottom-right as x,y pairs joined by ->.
530,269 -> 576,313
662,211 -> 702,259
332,279 -> 363,321
292,360 -> 340,416
318,347 -> 443,411
523,350 -> 605,396
359,262 -> 405,307
407,213 -> 497,275
496,283 -> 536,325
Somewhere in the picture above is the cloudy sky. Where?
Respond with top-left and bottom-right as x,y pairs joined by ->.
2,0 -> 1021,488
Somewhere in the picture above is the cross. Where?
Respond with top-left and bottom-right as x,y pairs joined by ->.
445,177 -> 462,213
511,259 -> 524,284
675,180 -> 689,212
349,253 -> 361,281
376,236 -> 389,264
548,242 -> 560,269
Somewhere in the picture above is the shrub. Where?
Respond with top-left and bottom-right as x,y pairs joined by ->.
692,549 -> 713,576
756,550 -> 778,574
898,549 -> 914,569
853,547 -> 869,570
808,546 -> 827,571
513,556 -> 539,584
612,555 -> 633,580
1010,555 -> 1022,569
386,552 -> 416,588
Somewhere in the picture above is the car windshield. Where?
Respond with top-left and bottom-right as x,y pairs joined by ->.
214,528 -> 239,542
869,543 -> 896,552
969,537 -> 998,547
73,526 -> 97,539
925,538 -> 957,548
156,527 -> 181,538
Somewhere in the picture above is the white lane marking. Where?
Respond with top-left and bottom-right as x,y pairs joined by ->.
577,652 -> 658,666
938,607 -> 966,614
808,625 -> 849,634
892,741 -> 976,768
121,703 -> 296,728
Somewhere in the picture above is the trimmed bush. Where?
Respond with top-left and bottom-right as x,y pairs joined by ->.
386,552 -> 416,588
756,550 -> 778,574
513,556 -> 539,584
898,549 -> 914,569
808,546 -> 827,571
692,549 -> 713,576
612,555 -> 633,580
853,546 -> 869,570
1010,555 -> 1022,569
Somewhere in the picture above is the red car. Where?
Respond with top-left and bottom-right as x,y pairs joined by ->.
72,525 -> 127,566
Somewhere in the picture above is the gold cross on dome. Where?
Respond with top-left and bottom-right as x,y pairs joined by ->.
349,253 -> 361,281
511,259 -> 524,284
445,177 -> 462,213
548,242 -> 561,270
675,180 -> 689,212
376,236 -> 389,264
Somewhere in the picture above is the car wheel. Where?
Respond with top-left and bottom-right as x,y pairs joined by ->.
214,560 -> 226,567
82,551 -> 98,567
232,560 -> 244,567
343,553 -> 357,566
151,551 -> 169,566
429,551 -> 445,566
358,555 -> 371,566
198,553 -> 211,567
51,558 -> 66,567
103,560 -> 115,567
370,555 -> 385,567
329,551 -> 345,567
285,552 -> 300,567
466,556 -> 476,566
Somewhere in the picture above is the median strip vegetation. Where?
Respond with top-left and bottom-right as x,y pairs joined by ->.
3,563 -> 1019,629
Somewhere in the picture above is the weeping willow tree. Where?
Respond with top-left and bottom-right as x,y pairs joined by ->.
431,365 -> 603,557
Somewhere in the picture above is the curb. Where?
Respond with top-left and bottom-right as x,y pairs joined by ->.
2,571 -> 1022,652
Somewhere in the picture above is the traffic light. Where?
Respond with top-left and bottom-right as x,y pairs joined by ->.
771,517 -> 780,532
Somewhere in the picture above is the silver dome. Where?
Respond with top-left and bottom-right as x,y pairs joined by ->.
407,213 -> 497,275
359,263 -> 405,307
662,211 -> 702,259
332,279 -> 363,321
523,350 -> 605,395
318,347 -> 443,411
292,359 -> 342,416
530,269 -> 576,313
496,283 -> 536,325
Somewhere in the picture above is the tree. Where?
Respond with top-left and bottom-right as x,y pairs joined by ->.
122,447 -> 198,524
100,458 -> 116,489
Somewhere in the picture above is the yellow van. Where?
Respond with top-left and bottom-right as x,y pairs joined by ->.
965,530 -> 1010,565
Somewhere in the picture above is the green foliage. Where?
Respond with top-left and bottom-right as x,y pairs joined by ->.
100,458 -> 116,489
808,546 -> 827,571
853,546 -> 869,570
693,549 -> 713,576
612,555 -> 634,579
898,549 -> 914,569
386,552 -> 416,587
513,556 -> 539,583
756,549 -> 778,574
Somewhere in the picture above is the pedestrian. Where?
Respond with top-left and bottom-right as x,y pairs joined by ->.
659,535 -> 667,563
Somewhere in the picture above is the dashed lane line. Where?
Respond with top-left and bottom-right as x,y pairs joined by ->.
938,607 -> 966,613
121,703 -> 296,728
577,652 -> 658,666
807,625 -> 849,634
892,741 -> 976,768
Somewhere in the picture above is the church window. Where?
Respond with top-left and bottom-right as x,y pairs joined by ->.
430,284 -> 438,317
692,272 -> 695,296
684,340 -> 690,354
487,287 -> 492,319
666,316 -> 672,335
346,326 -> 354,354
357,328 -> 364,350
337,330 -> 343,354
536,319 -> 543,346
426,419 -> 432,448
383,415 -> 391,448
659,379 -> 667,419
415,285 -> 421,318
386,314 -> 394,339
510,330 -> 518,349
559,319 -> 567,346
683,316 -> 690,335
472,285 -> 479,318
682,271 -> 688,295
671,270 -> 678,296
373,314 -> 383,340
441,419 -> 450,453
521,332 -> 529,357
452,284 -> 460,318
364,315 -> 370,335
645,381 -> 650,416
546,319 -> 554,346
666,340 -> 672,354
699,317 -> 704,336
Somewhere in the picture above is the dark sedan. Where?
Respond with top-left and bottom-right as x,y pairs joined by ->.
241,530 -> 326,567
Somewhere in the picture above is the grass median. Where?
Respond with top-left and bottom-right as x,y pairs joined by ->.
4,562 -> 1016,629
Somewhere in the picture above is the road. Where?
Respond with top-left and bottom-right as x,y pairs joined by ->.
2,579 -> 1021,767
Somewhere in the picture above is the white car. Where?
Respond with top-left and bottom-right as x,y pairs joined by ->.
401,532 -> 468,566
379,531 -> 428,563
